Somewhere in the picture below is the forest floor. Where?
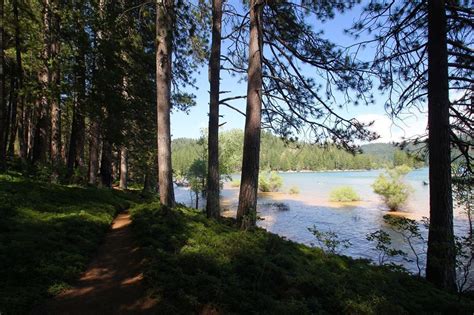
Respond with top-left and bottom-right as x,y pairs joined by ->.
38,211 -> 158,314
1,173 -> 473,314
0,173 -> 154,314
131,202 -> 474,314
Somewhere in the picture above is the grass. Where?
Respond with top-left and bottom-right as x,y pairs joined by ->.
131,203 -> 473,314
0,172 -> 141,314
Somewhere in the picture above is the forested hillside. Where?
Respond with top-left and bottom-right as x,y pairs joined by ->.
172,130 -> 425,176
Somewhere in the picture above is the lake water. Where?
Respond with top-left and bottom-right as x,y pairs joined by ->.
175,168 -> 470,274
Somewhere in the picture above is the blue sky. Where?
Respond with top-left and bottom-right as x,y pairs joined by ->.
170,0 -> 428,143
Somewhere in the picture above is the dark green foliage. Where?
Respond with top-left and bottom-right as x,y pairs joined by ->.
131,203 -> 473,314
0,173 -> 139,313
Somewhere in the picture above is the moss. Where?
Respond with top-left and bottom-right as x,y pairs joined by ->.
0,173 -> 140,314
131,203 -> 473,314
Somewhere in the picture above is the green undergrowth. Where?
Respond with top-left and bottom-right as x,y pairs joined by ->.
0,172 -> 142,314
131,203 -> 473,314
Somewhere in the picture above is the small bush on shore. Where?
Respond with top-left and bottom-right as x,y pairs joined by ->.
330,186 -> 360,202
259,171 -> 283,192
289,186 -> 300,194
372,165 -> 413,211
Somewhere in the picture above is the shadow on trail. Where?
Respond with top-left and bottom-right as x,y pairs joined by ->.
35,211 -> 158,314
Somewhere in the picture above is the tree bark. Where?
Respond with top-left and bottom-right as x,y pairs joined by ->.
206,0 -> 223,219
6,72 -> 15,157
237,0 -> 264,228
425,0 -> 456,291
119,146 -> 128,189
33,0 -> 52,166
156,0 -> 175,207
100,139 -> 112,188
13,0 -> 26,161
0,0 -> 6,170
88,119 -> 99,185
7,66 -> 18,157
26,105 -> 34,160
67,10 -> 86,182
50,0 -> 61,180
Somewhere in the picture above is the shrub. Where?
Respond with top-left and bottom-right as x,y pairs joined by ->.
329,186 -> 360,202
372,166 -> 413,211
288,186 -> 300,194
258,171 -> 283,192
230,179 -> 240,188
308,226 -> 352,254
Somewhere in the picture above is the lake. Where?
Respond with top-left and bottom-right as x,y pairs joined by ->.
175,168 -> 470,274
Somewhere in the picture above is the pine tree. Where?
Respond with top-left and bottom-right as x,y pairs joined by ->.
156,0 -> 175,207
206,0 -> 224,219
237,0 -> 264,228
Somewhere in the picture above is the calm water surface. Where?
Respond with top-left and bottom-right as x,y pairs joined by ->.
175,168 -> 470,273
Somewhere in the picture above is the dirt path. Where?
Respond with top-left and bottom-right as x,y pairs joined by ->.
38,211 -> 158,314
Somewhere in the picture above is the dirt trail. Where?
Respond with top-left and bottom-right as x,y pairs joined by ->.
37,211 -> 158,314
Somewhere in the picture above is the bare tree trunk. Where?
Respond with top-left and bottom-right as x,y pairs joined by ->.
67,18 -> 86,182
5,73 -> 15,156
425,0 -> 456,291
0,0 -> 6,170
32,96 -> 49,164
89,0 -> 105,186
119,146 -> 128,189
13,0 -> 26,161
88,119 -> 100,185
156,0 -> 175,207
50,0 -> 61,180
237,0 -> 264,229
26,105 -> 34,160
7,68 -> 18,157
33,0 -> 52,166
100,139 -> 112,188
206,0 -> 223,219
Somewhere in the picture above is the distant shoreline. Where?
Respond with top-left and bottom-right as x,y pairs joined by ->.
226,167 -> 427,176
277,169 -> 381,173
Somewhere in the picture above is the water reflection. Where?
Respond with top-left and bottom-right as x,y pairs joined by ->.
175,168 -> 470,274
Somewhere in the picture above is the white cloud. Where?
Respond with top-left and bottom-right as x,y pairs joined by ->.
356,113 -> 427,143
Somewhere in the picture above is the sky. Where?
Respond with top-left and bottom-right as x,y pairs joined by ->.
170,1 -> 428,144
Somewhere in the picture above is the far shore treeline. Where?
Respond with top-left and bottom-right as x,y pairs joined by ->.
172,129 -> 425,178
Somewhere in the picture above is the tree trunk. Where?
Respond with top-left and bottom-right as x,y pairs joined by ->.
237,0 -> 264,229
0,0 -> 6,170
67,19 -> 86,182
156,0 -> 175,207
88,119 -> 100,185
33,0 -> 52,166
119,146 -> 128,189
425,0 -> 456,291
7,66 -> 18,157
33,83 -> 50,164
100,140 -> 112,188
26,105 -> 34,160
50,0 -> 61,180
6,73 -> 15,156
13,0 -> 26,161
206,0 -> 223,219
